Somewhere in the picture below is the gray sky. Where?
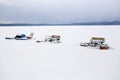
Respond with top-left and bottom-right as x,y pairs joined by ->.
0,0 -> 120,24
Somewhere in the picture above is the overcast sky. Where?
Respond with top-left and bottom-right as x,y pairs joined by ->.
0,0 -> 120,24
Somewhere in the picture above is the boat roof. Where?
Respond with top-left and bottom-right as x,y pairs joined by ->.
91,37 -> 105,40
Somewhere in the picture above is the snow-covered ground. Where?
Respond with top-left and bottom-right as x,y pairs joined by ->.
0,26 -> 120,80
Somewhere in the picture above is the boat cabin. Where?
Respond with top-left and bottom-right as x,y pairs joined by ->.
90,37 -> 105,45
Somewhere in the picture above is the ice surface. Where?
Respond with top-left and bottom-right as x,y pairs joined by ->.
0,26 -> 120,80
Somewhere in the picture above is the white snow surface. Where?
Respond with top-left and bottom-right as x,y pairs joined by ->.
0,26 -> 120,80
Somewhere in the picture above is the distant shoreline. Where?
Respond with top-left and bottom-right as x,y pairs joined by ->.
0,21 -> 120,26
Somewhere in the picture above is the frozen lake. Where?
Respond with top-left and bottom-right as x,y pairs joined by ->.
0,26 -> 120,80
